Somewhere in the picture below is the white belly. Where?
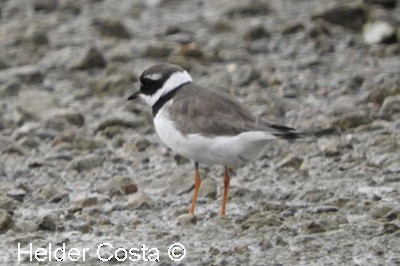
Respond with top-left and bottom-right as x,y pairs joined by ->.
153,107 -> 276,166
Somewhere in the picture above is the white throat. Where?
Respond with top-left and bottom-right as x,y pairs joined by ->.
140,70 -> 192,107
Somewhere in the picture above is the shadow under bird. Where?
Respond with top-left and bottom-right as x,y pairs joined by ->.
128,63 -> 302,216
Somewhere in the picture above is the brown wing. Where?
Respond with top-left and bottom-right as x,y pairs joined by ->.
169,83 -> 300,139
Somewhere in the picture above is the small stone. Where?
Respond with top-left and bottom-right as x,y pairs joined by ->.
75,196 -> 98,207
135,138 -> 151,152
179,42 -> 205,59
311,5 -> 367,31
38,215 -> 57,231
243,25 -> 270,41
88,74 -> 130,96
17,90 -> 57,119
325,95 -> 358,115
68,154 -> 104,172
0,65 -> 43,84
379,95 -> 400,119
0,81 -> 21,97
143,43 -> 173,59
177,213 -> 197,225
198,178 -> 217,199
0,210 -> 12,231
128,192 -> 153,209
104,175 -> 138,196
364,0 -> 398,9
234,245 -> 249,255
370,202 -> 393,220
92,18 -> 131,39
73,136 -> 106,151
278,155 -> 304,169
45,109 -> 85,127
231,65 -> 260,87
40,184 -> 59,200
318,138 -> 341,157
363,21 -> 397,44
281,21 -> 305,35
33,0 -> 58,13
6,189 -> 27,202
382,223 -> 399,234
226,1 -> 270,17
95,112 -> 146,132
26,26 -> 49,46
71,47 -> 107,70
18,136 -> 40,150
331,112 -> 372,131
385,208 -> 400,221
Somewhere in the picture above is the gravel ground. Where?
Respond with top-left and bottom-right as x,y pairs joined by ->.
0,0 -> 399,265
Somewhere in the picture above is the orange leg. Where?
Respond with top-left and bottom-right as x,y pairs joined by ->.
221,166 -> 230,216
189,162 -> 201,215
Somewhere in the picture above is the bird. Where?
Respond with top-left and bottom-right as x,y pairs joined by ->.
128,63 -> 301,216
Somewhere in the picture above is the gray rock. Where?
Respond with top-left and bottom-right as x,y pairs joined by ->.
176,213 -> 197,225
281,21 -> 305,35
331,112 -> 373,131
363,21 -> 397,44
231,65 -> 260,87
74,196 -> 99,208
17,89 -> 57,119
318,138 -> 341,157
0,65 -> 43,84
88,74 -> 130,96
103,175 -> 138,196
45,109 -> 85,127
68,154 -> 104,172
92,18 -> 131,39
0,81 -> 21,97
226,1 -> 270,17
0,210 -> 12,232
33,0 -> 58,13
379,95 -> 400,118
325,95 -> 358,115
364,0 -> 398,9
243,25 -> 270,41
369,202 -> 394,220
198,178 -> 217,199
277,155 -> 304,169
143,43 -> 174,58
95,111 -> 146,132
311,5 -> 367,31
38,214 -> 57,231
71,47 -> 107,70
128,192 -> 153,209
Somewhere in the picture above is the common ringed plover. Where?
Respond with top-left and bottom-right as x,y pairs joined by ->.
128,63 -> 301,216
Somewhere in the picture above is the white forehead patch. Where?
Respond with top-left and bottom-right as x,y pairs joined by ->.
145,73 -> 162,81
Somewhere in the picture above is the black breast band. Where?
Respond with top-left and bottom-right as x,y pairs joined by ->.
152,82 -> 191,116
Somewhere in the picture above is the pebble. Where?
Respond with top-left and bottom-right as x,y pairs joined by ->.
331,112 -> 373,131
363,21 -> 397,44
88,74 -> 130,96
68,154 -> 104,172
95,111 -> 146,132
311,5 -> 367,30
318,138 -> 342,157
243,25 -> 270,41
198,177 -> 217,199
45,109 -> 85,127
128,192 -> 153,209
92,18 -> 131,39
176,213 -> 197,225
103,175 -> 138,196
0,210 -> 12,231
226,1 -> 270,17
231,65 -> 260,87
70,47 -> 107,70
38,214 -> 57,231
379,95 -> 400,119
17,89 -> 57,119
